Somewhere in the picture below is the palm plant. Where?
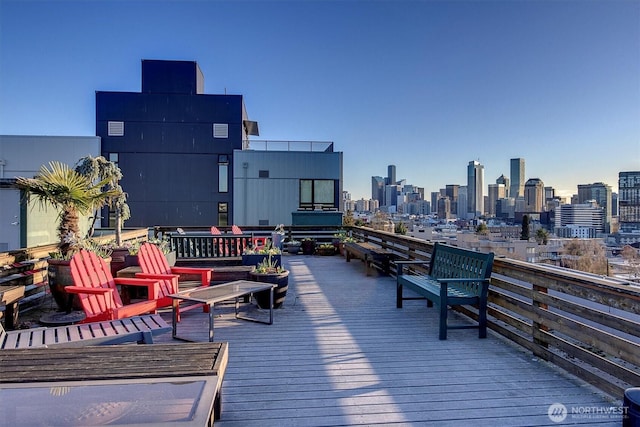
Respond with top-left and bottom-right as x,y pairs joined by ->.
16,161 -> 120,259
75,155 -> 130,246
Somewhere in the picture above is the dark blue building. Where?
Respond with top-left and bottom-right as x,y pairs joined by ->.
96,60 -> 258,227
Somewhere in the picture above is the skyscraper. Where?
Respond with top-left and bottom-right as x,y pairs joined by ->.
524,178 -> 545,213
496,174 -> 510,198
387,165 -> 396,186
371,176 -> 385,204
467,160 -> 484,217
577,182 -> 612,233
619,171 -> 640,234
510,158 -> 525,199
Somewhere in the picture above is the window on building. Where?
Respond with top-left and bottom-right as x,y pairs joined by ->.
108,121 -> 124,136
259,170 -> 269,178
299,179 -> 337,210
218,202 -> 228,226
218,155 -> 229,193
213,123 -> 228,138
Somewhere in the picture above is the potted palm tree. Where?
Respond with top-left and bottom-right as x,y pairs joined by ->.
16,161 -> 121,310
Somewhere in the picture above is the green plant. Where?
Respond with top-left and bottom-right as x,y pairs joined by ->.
16,161 -> 121,259
254,253 -> 286,274
394,222 -> 408,235
244,242 -> 282,255
148,235 -> 171,254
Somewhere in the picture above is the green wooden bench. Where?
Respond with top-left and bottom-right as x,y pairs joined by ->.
396,242 -> 494,340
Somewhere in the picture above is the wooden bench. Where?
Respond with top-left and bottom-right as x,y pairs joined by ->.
396,242 -> 494,340
0,314 -> 171,349
345,242 -> 396,276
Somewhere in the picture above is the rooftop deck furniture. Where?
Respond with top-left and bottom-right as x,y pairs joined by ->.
65,250 -> 160,323
396,242 -> 494,340
0,285 -> 25,330
138,242 -> 212,287
170,280 -> 276,342
0,341 -> 228,424
0,314 -> 170,349
344,241 -> 396,276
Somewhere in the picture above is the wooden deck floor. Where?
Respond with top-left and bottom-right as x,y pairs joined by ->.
156,255 -> 622,426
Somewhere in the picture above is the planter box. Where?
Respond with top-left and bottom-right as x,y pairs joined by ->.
242,254 -> 281,268
249,270 -> 289,309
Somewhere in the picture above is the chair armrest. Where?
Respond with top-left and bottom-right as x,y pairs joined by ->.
169,267 -> 212,285
396,260 -> 428,276
65,286 -> 112,295
114,278 -> 161,300
135,272 -> 180,281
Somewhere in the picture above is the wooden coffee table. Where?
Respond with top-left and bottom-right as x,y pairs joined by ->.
170,280 -> 276,342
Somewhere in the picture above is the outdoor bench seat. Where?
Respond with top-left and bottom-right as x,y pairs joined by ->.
345,241 -> 396,276
0,313 -> 170,349
396,242 -> 494,340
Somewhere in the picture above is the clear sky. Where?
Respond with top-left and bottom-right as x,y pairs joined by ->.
1,0 -> 638,200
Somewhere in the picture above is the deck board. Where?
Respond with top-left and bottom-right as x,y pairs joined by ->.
155,255 -> 621,426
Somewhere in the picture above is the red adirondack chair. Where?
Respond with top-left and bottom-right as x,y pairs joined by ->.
65,250 -> 160,323
231,225 -> 243,235
137,243 -> 212,287
210,226 -> 222,235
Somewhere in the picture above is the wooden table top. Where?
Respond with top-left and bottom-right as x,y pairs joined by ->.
0,342 -> 228,383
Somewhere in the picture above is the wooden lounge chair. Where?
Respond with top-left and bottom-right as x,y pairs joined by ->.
0,314 -> 170,349
137,242 -> 212,288
65,250 -> 160,323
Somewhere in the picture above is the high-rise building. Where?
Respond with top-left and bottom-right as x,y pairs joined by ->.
496,174 -> 510,198
558,201 -> 604,233
371,176 -> 385,204
577,182 -> 612,233
619,171 -> 640,233
524,178 -> 545,213
487,183 -> 506,216
387,165 -> 396,186
510,158 -> 525,199
467,160 -> 484,217
445,184 -> 459,216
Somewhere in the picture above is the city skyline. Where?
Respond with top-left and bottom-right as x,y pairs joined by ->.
1,1 -> 638,200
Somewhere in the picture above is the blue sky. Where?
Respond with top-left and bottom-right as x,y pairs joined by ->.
1,0 -> 638,200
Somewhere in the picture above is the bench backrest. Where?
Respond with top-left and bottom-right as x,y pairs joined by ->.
429,242 -> 494,296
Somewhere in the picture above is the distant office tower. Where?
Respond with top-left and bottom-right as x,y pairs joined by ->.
445,184 -> 459,216
385,184 -> 400,209
387,165 -> 396,186
371,176 -> 385,204
510,158 -> 525,199
458,186 -> 468,220
619,171 -> 640,233
496,174 -> 510,198
524,178 -> 545,212
467,161 -> 484,217
487,184 -> 506,216
577,182 -> 612,233
559,201 -> 605,232
437,197 -> 451,220
430,192 -> 439,213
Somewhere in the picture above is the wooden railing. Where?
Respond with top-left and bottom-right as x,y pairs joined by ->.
350,226 -> 640,399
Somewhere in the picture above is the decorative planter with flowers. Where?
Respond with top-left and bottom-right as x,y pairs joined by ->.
248,253 -> 289,309
301,238 -> 316,255
242,245 -> 282,268
316,243 -> 337,256
286,240 -> 301,254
